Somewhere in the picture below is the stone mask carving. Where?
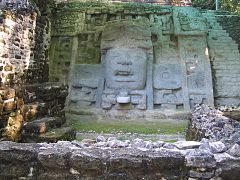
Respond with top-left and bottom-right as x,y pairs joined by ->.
105,48 -> 147,90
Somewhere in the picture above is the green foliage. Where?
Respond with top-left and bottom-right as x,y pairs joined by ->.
221,0 -> 240,14
192,0 -> 240,14
30,0 -> 56,14
192,0 -> 215,10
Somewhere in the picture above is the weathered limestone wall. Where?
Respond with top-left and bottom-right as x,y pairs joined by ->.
0,9 -> 37,86
0,1 -> 75,142
1,106 -> 240,179
26,13 -> 51,84
0,3 -> 38,140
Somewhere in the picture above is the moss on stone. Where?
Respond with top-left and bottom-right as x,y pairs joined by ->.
66,114 -> 187,135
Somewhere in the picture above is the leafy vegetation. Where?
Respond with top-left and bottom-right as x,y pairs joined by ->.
192,0 -> 240,14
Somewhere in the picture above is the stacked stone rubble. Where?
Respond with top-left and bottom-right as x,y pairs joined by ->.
26,14 -> 51,84
0,9 -> 37,86
187,105 -> 240,146
20,83 -> 76,143
218,105 -> 240,121
186,105 -> 240,179
1,105 -> 240,179
0,6 -> 37,141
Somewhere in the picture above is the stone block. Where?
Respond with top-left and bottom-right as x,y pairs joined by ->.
23,127 -> 76,143
15,97 -> 24,110
74,87 -> 96,100
185,150 -> 216,168
101,102 -> 112,110
3,98 -> 16,111
102,94 -> 116,105
0,88 -> 15,100
69,149 -> 104,176
38,149 -> 69,170
174,141 -> 202,150
131,94 -> 146,105
228,143 -> 240,157
189,170 -> 215,179
21,103 -> 45,122
154,90 -> 183,105
4,113 -> 23,141
117,96 -> 130,104
23,117 -> 66,134
137,103 -> 146,110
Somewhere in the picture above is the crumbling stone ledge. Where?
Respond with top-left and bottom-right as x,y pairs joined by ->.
1,105 -> 240,179
218,105 -> 240,122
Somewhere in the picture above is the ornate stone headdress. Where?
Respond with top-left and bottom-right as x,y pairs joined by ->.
101,18 -> 152,50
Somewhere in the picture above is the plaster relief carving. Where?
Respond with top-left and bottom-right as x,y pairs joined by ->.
188,72 -> 205,90
72,65 -> 101,88
154,90 -> 183,105
62,5 -> 215,113
190,94 -> 206,108
99,18 -> 152,110
153,64 -> 182,90
68,65 -> 101,108
101,18 -> 152,50
173,7 -> 207,36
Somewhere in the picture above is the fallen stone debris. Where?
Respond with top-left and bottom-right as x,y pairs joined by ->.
1,105 -> 240,179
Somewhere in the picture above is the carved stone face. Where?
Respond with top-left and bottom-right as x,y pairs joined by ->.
105,48 -> 147,90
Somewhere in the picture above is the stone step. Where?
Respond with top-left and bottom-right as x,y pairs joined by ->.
210,47 -> 240,52
208,26 -> 224,31
206,19 -> 219,22
22,127 -> 76,143
206,19 -> 219,23
202,14 -> 215,17
207,21 -> 219,25
210,47 -> 239,53
208,38 -> 236,42
20,102 -> 48,122
206,20 -> 218,23
208,45 -> 239,50
208,29 -> 227,33
208,40 -> 237,45
208,41 -> 238,48
205,18 -> 218,22
210,54 -> 240,59
212,61 -> 240,65
208,32 -> 230,37
203,15 -> 215,18
208,37 -> 234,41
209,53 -> 240,59
208,32 -> 229,37
209,25 -> 223,30
210,49 -> 239,53
210,57 -> 240,62
23,116 -> 66,134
